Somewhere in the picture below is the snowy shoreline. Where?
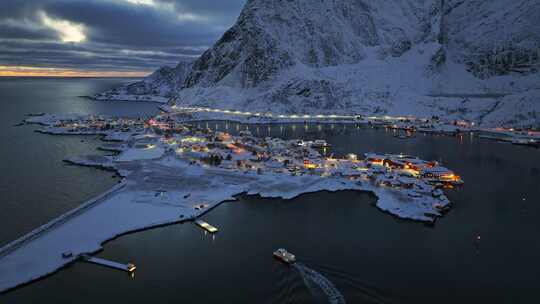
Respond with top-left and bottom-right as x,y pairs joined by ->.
84,94 -> 169,104
1,112 -> 459,293
0,182 -> 127,260
0,159 -> 445,293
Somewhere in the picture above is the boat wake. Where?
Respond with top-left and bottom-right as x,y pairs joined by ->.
293,262 -> 346,304
309,262 -> 397,304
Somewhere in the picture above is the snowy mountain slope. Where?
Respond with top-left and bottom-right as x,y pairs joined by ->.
101,0 -> 540,127
442,0 -> 540,79
185,0 -> 442,89
93,60 -> 193,103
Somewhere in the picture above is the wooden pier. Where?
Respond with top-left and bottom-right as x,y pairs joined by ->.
82,255 -> 136,272
194,220 -> 218,233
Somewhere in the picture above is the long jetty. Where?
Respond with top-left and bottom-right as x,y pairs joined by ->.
0,182 -> 126,259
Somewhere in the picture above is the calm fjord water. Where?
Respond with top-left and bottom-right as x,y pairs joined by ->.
0,77 -> 157,245
1,78 -> 540,303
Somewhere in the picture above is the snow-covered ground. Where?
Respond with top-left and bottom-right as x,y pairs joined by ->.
115,146 -> 165,162
90,93 -> 169,104
0,153 -> 448,293
0,112 -> 459,292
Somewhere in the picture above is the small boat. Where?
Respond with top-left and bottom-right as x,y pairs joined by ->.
273,248 -> 296,264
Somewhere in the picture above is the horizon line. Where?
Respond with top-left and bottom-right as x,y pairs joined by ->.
0,75 -> 146,78
0,66 -> 151,78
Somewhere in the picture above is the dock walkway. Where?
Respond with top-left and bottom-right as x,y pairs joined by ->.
82,255 -> 136,272
194,220 -> 218,233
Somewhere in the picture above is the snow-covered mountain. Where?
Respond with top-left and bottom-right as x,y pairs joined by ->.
93,60 -> 192,103
101,0 -> 540,127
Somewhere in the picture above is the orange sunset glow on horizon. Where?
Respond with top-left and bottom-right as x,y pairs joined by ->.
0,66 -> 150,78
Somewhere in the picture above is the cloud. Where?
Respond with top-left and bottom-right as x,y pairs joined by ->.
0,0 -> 246,74
39,11 -> 86,43
124,0 -> 157,6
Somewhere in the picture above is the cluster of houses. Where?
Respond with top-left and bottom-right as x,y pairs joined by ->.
146,119 -> 464,189
46,113 -> 464,191
364,153 -> 463,186
52,116 -> 146,133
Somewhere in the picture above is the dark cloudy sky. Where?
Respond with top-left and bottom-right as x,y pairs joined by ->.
0,0 -> 245,76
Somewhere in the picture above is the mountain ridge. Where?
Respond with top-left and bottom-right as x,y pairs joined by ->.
97,0 -> 540,127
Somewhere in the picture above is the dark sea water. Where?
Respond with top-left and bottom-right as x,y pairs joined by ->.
0,77 -> 158,245
1,78 -> 540,303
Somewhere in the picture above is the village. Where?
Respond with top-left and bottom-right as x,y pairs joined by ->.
28,112 -> 465,198
0,110 -> 473,294
150,121 -> 464,192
